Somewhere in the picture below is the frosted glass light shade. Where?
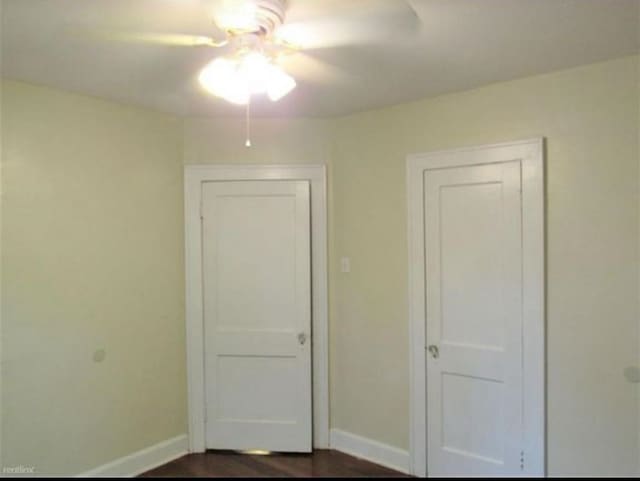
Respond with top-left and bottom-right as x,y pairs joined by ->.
199,53 -> 296,105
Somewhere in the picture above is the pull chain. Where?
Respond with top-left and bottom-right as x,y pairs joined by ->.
245,96 -> 252,148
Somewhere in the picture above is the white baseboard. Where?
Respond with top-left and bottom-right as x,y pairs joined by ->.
329,429 -> 410,474
78,434 -> 188,477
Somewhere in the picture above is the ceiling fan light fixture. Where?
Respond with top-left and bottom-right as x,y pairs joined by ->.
266,66 -> 296,102
198,57 -> 250,105
242,52 -> 271,94
199,52 -> 296,105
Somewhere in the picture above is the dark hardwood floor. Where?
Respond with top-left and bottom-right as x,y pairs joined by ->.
140,450 -> 410,478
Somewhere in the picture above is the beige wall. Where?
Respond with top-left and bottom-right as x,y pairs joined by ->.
0,81 -> 186,475
183,56 -> 640,475
637,47 -> 640,472
1,55 -> 639,476
183,117 -> 330,166
330,55 -> 640,476
0,3 -> 4,468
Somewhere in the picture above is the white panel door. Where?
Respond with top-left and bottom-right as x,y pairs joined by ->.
425,161 -> 523,476
202,180 -> 311,453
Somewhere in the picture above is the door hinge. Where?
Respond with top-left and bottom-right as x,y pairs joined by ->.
200,199 -> 204,220
520,449 -> 525,471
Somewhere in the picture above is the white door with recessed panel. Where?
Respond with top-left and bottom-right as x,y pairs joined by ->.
424,161 -> 525,476
202,180 -> 312,453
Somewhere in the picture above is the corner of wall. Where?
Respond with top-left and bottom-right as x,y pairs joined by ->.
0,0 -> 5,470
636,46 -> 640,480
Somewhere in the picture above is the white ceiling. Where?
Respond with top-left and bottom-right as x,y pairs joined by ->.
2,0 -> 639,118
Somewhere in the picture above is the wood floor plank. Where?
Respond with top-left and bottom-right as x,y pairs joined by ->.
140,450 -> 410,478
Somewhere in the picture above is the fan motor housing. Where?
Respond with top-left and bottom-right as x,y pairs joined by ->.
226,0 -> 287,37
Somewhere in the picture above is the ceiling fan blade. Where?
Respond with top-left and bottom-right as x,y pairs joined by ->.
276,52 -> 352,85
81,29 -> 227,48
278,0 -> 421,49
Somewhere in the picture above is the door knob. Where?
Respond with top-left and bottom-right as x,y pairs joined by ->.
427,345 -> 439,359
298,332 -> 307,345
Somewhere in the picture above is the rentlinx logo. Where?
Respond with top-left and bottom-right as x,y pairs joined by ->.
3,465 -> 36,475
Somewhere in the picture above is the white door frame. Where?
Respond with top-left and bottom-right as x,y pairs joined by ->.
184,164 -> 329,452
406,139 -> 546,477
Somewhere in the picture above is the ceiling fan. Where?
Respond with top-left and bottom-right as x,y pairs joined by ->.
96,0 -> 421,101
93,0 -> 421,144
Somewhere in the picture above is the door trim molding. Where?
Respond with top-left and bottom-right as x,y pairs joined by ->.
406,139 -> 545,476
184,164 -> 329,451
